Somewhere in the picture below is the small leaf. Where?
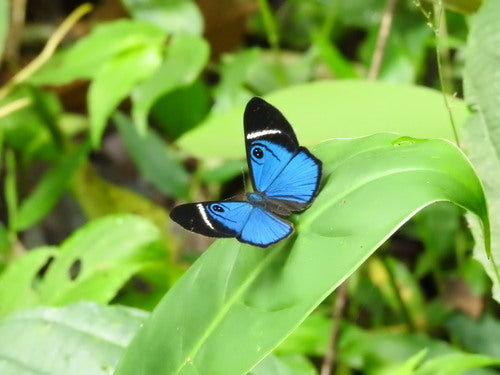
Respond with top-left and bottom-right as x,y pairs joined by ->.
15,143 -> 89,230
114,134 -> 489,375
177,81 -> 469,159
414,353 -> 500,375
0,247 -> 56,317
150,80 -> 210,139
250,354 -> 317,375
37,215 -> 166,305
71,164 -> 172,240
132,34 -> 209,133
89,45 -> 163,146
0,303 -> 148,375
446,314 -> 500,358
115,112 -> 190,198
30,19 -> 167,85
122,0 -> 204,35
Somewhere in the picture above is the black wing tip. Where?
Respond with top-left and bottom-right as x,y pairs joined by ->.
170,203 -> 237,238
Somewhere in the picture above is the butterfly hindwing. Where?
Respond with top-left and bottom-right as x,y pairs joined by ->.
170,201 -> 292,247
238,207 -> 293,247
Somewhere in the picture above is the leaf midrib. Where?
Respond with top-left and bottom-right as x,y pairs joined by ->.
173,245 -> 285,374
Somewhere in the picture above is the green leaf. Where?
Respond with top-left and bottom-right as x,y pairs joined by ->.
121,0 -> 204,35
15,143 -> 89,230
114,133 -> 489,375
0,86 -> 62,161
0,0 -> 9,61
0,215 -> 166,317
462,0 -> 500,302
414,353 -> 500,375
446,314 -> 500,358
37,215 -> 166,305
71,164 -> 172,241
132,34 -> 209,133
212,48 -> 262,112
114,112 -> 189,198
151,80 -> 210,139
89,46 -> 163,146
382,349 -> 427,375
30,19 -> 167,85
464,0 -> 500,156
0,303 -> 148,375
177,81 -> 469,159
3,150 -> 17,232
0,247 -> 56,317
250,354 -> 317,375
311,31 -> 358,79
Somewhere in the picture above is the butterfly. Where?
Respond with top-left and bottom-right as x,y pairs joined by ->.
170,97 -> 322,248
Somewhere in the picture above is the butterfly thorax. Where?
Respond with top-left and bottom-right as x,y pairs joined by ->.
246,192 -> 304,216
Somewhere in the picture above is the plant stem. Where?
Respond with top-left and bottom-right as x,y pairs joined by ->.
320,281 -> 348,375
0,3 -> 93,101
368,0 -> 398,81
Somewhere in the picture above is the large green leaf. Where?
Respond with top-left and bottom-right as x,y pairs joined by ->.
89,45 -> 162,146
132,34 -> 209,133
115,112 -> 189,199
114,133 -> 489,375
30,20 -> 167,85
121,0 -> 204,35
177,81 -> 469,159
462,0 -> 500,302
15,143 -> 89,230
0,303 -> 148,375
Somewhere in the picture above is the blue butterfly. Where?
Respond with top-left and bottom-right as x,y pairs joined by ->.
170,97 -> 322,247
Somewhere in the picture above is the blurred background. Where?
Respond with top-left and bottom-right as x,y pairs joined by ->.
1,0 -> 499,374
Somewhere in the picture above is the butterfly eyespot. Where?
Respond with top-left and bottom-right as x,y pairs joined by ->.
252,147 -> 264,159
212,204 -> 224,212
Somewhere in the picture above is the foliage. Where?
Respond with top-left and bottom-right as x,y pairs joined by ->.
0,0 -> 499,374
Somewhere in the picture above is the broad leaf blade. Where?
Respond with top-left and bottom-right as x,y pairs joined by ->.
177,81 -> 469,159
89,46 -> 162,146
0,303 -> 148,375
15,143 -> 89,230
462,0 -> 500,302
115,112 -> 190,199
114,134 -> 489,375
30,20 -> 166,85
38,215 -> 166,305
122,0 -> 204,35
0,247 -> 56,317
132,34 -> 209,133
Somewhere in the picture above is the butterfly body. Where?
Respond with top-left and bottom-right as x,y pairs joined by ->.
170,97 -> 322,248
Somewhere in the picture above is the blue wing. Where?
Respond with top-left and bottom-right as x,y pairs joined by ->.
170,201 -> 253,238
264,147 -> 321,204
238,207 -> 293,247
248,140 -> 295,193
170,201 -> 293,247
244,98 -> 322,210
